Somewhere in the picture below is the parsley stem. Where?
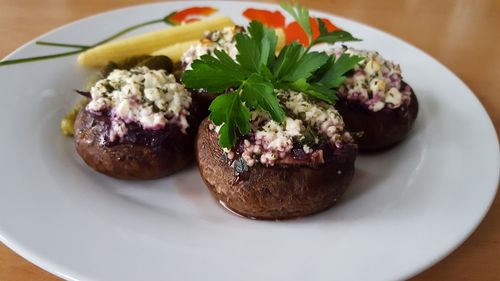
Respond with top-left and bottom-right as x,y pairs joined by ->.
36,41 -> 91,49
92,19 -> 165,46
36,19 -> 166,50
0,18 -> 167,67
305,39 -> 319,53
0,49 -> 83,66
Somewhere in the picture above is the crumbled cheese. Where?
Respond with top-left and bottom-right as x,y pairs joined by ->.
369,78 -> 385,94
371,101 -> 385,112
385,87 -> 403,105
285,118 -> 303,136
87,66 -> 192,141
215,90 -> 352,167
303,144 -> 313,154
181,26 -> 241,70
248,116 -> 305,166
87,97 -> 109,112
331,47 -> 412,112
277,90 -> 345,143
258,122 -> 291,151
364,59 -> 381,76
260,152 -> 277,166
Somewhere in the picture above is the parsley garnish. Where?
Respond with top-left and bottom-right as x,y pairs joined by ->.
183,3 -> 363,148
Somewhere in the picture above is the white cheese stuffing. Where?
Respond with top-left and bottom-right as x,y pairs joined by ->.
385,87 -> 403,105
277,90 -> 348,145
181,26 -> 241,70
238,114 -> 304,167
303,144 -> 313,154
330,47 -> 412,112
86,66 -> 192,142
255,118 -> 300,151
217,90 -> 352,167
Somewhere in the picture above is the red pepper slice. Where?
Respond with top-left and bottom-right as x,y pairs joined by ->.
242,8 -> 286,28
285,17 -> 340,46
165,7 -> 218,25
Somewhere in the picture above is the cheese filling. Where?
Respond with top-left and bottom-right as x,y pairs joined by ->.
87,66 -> 192,142
181,26 -> 242,70
216,90 -> 352,167
331,47 -> 412,112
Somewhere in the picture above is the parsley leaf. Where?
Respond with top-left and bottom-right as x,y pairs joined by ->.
280,2 -> 312,44
182,51 -> 246,92
209,93 -> 251,148
288,78 -> 336,104
242,74 -> 285,122
304,83 -> 338,104
247,20 -> 278,65
283,51 -> 329,82
314,18 -> 361,45
235,20 -> 278,72
319,53 -> 364,88
235,33 -> 261,72
272,42 -> 305,80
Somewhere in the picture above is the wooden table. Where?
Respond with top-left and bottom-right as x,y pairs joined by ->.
0,0 -> 498,280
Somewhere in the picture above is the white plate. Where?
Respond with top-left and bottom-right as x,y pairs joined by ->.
0,1 -> 498,281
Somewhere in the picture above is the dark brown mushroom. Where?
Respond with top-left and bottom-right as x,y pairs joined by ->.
336,82 -> 418,152
195,118 -> 357,220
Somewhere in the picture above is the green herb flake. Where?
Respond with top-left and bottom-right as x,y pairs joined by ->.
233,158 -> 249,176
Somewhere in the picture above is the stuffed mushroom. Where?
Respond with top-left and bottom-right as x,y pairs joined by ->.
332,47 -> 419,151
196,90 -> 357,220
74,65 -> 201,179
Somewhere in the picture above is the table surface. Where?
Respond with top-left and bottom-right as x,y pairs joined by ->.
0,0 -> 498,280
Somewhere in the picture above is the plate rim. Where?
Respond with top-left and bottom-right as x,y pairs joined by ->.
0,1 -> 498,281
